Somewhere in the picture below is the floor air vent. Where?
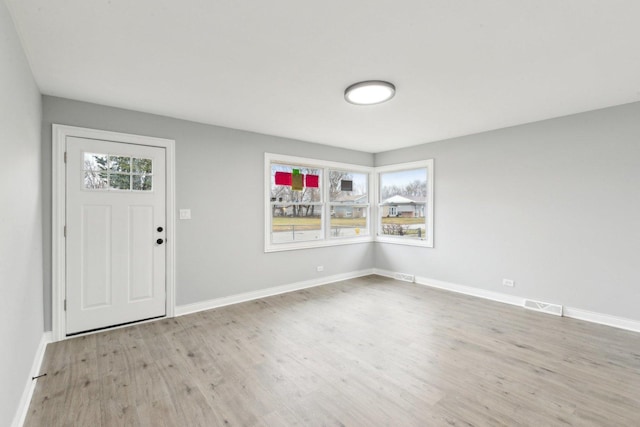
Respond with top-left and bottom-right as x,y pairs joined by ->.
524,299 -> 563,316
394,273 -> 415,283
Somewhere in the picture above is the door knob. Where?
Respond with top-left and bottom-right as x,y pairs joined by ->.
157,238 -> 164,245
157,226 -> 163,232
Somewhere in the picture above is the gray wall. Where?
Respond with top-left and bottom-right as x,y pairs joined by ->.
0,1 -> 45,424
375,101 -> 640,321
41,96 -> 375,330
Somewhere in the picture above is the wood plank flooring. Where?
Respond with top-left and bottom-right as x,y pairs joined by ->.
25,275 -> 640,426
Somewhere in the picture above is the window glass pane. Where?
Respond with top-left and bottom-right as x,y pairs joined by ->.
109,155 -> 131,172
271,164 -> 322,203
329,170 -> 368,203
380,168 -> 427,199
83,153 -> 108,171
132,175 -> 152,191
381,204 -> 426,238
330,205 -> 368,237
132,158 -> 152,173
380,168 -> 428,240
84,171 -> 108,189
109,173 -> 131,190
271,205 -> 322,243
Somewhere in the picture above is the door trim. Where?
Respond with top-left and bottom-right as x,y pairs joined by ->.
52,124 -> 176,342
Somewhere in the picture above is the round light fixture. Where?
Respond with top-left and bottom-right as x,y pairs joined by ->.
344,80 -> 396,105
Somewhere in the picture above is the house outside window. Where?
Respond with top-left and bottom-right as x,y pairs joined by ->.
376,160 -> 434,247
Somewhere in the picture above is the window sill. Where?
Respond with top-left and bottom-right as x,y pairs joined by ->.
264,236 -> 374,253
374,235 -> 434,248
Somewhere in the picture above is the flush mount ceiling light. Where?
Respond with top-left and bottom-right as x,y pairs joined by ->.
344,80 -> 396,105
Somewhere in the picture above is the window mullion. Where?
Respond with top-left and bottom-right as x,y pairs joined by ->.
323,166 -> 329,240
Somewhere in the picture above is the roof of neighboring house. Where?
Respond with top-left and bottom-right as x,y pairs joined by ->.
382,195 -> 426,205
333,193 -> 368,203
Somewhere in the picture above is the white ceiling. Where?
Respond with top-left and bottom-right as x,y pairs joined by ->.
7,0 -> 640,153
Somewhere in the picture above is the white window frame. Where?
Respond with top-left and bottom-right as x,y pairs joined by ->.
328,168 -> 370,240
265,153 -> 374,252
375,159 -> 434,248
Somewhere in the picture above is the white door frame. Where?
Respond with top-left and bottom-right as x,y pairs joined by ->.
52,124 -> 176,342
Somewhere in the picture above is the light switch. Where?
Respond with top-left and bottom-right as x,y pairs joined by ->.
179,209 -> 191,220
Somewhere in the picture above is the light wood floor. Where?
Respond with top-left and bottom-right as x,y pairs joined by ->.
25,276 -> 640,426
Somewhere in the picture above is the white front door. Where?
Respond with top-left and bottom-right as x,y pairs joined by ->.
66,136 -> 166,334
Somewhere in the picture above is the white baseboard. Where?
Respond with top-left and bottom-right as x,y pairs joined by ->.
414,275 -> 526,307
375,269 -> 640,334
12,331 -> 52,427
372,268 -> 395,279
178,267 -> 640,333
175,269 -> 375,316
375,268 -> 525,306
563,307 -> 640,333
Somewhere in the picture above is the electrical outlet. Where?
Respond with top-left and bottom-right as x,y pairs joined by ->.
503,279 -> 515,287
316,266 -> 324,272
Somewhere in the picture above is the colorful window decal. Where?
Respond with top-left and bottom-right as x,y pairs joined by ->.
274,172 -> 320,190
340,179 -> 353,191
292,173 -> 303,191
275,171 -> 292,186
306,174 -> 319,188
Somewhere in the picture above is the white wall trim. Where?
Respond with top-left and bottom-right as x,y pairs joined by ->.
371,268 -> 395,279
176,269 -> 375,316
375,269 -> 640,334
51,124 -> 176,342
376,268 -> 523,306
563,307 -> 640,333
413,274 -> 526,307
11,332 -> 52,427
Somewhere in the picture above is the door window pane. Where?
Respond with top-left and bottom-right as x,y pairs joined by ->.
109,155 -> 131,172
84,171 -> 109,189
83,153 -> 108,171
83,153 -> 109,189
109,173 -> 131,190
132,158 -> 152,173
132,175 -> 152,191
83,152 -> 153,192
